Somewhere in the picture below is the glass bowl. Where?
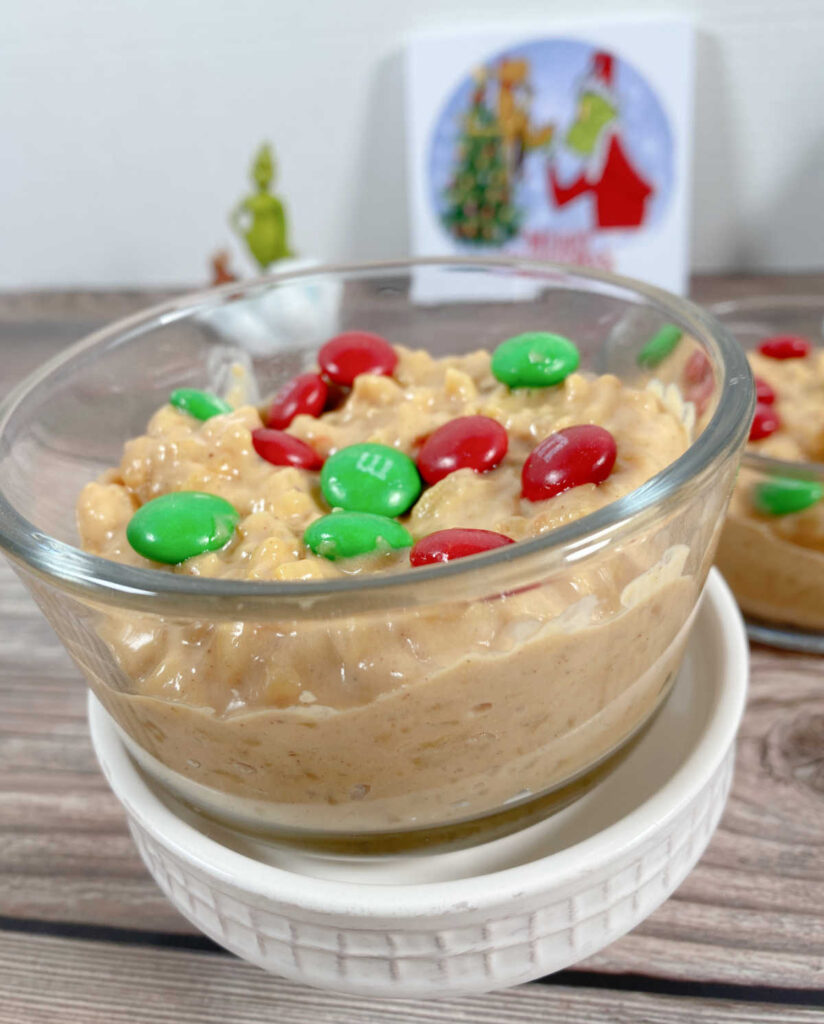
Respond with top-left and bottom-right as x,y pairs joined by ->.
0,259 -> 753,852
710,296 -> 824,653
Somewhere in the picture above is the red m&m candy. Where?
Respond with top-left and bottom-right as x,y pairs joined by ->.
682,349 -> 714,415
522,425 -> 617,502
267,373 -> 327,429
683,349 -> 711,386
749,404 -> 781,441
318,331 -> 397,386
417,416 -> 508,485
758,335 -> 811,360
754,377 -> 776,405
410,528 -> 514,566
252,428 -> 323,470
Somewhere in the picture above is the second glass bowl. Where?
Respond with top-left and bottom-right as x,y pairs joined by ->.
711,296 -> 824,653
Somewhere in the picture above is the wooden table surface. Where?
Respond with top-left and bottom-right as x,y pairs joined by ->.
1,276 -> 823,1022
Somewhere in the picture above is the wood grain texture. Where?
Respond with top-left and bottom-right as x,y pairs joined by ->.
1,279 -> 823,1019
1,931 -> 822,1024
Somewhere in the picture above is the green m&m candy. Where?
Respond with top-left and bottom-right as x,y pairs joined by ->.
170,388 -> 232,421
637,324 -> 683,369
491,332 -> 580,388
752,477 -> 824,517
321,443 -> 422,517
126,491 -> 239,564
304,512 -> 413,561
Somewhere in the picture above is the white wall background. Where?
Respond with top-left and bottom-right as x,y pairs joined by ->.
2,0 -> 823,287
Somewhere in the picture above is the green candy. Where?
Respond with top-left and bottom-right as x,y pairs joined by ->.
753,477 -> 824,517
304,512 -> 413,560
126,491 -> 239,564
637,324 -> 683,368
321,443 -> 422,517
170,388 -> 232,420
491,332 -> 580,388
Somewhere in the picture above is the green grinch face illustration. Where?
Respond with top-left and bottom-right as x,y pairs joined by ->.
565,91 -> 618,156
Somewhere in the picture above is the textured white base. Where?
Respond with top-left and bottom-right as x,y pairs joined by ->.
89,569 -> 748,998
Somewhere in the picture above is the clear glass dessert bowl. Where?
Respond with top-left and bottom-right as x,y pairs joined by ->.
0,259 -> 753,851
710,295 -> 824,653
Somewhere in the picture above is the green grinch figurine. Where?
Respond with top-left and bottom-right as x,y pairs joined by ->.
231,143 -> 293,269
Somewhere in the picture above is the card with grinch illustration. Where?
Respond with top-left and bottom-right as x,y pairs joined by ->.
405,20 -> 694,296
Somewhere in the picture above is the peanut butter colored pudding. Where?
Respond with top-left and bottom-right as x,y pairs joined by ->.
716,334 -> 824,631
76,329 -> 699,834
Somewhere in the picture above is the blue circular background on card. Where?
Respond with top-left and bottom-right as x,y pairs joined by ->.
428,38 -> 675,252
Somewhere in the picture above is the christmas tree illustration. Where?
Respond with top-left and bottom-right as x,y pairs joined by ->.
441,71 -> 520,246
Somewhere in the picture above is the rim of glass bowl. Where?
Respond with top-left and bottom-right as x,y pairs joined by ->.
0,257 -> 753,618
710,294 -> 824,481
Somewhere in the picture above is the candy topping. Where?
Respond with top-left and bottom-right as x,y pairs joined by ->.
304,512 -> 412,560
682,349 -> 714,415
417,416 -> 508,485
318,331 -> 398,386
637,324 -> 683,368
251,428 -> 323,469
126,491 -> 239,564
491,332 -> 580,388
267,373 -> 327,429
753,477 -> 823,517
749,404 -> 781,441
754,377 -> 776,404
321,443 -> 421,517
409,528 -> 514,566
758,335 -> 811,360
169,388 -> 232,421
683,349 -> 711,385
522,425 -> 617,502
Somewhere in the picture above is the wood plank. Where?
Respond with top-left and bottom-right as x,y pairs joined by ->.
0,271 -> 820,323
691,271 -> 824,305
0,931 -> 821,1024
0,288 -> 178,324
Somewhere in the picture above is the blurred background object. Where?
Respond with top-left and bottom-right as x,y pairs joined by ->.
407,23 -> 693,292
230,143 -> 293,270
1,0 -> 823,288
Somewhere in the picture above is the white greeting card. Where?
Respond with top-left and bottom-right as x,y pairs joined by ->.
405,20 -> 694,297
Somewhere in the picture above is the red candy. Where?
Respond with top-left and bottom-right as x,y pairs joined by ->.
758,335 -> 811,360
267,373 -> 327,429
749,403 -> 781,441
683,349 -> 711,386
318,331 -> 398,386
522,425 -> 617,502
410,528 -> 514,566
754,377 -> 776,405
682,349 -> 714,415
417,415 -> 508,485
251,428 -> 323,470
